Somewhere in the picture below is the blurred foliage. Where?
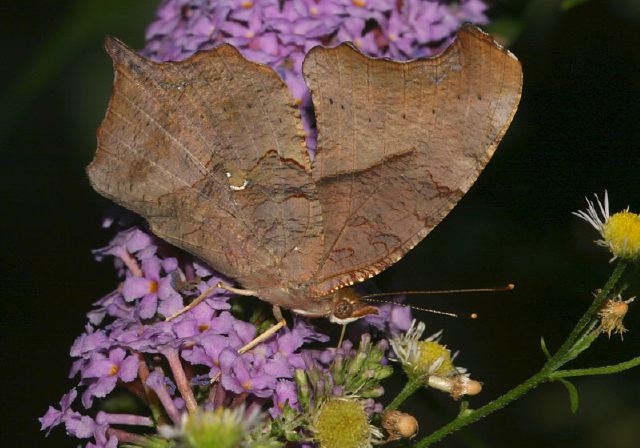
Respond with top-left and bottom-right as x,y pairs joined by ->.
562,0 -> 592,10
0,0 -> 156,144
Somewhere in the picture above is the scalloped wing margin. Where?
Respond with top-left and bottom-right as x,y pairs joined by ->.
87,38 -> 325,305
303,25 -> 523,296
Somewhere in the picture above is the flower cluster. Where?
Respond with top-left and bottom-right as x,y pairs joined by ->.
289,334 -> 392,446
143,0 -> 488,150
39,227 -> 406,447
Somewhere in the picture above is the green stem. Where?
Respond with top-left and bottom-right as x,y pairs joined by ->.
413,262 -> 629,447
552,261 -> 626,364
415,352 -> 640,448
414,371 -> 550,448
385,377 -> 423,412
552,324 -> 600,366
550,356 -> 640,379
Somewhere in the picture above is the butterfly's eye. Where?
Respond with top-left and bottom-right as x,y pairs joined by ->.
333,299 -> 354,319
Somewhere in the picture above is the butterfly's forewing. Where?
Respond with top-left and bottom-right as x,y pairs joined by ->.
304,25 -> 522,296
87,38 -> 325,306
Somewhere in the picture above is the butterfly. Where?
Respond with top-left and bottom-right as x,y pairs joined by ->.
87,25 -> 522,324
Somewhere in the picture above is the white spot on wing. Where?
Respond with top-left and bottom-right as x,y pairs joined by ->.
229,179 -> 249,191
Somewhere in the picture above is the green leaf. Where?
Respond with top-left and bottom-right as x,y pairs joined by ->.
557,378 -> 580,414
540,336 -> 552,359
561,0 -> 591,11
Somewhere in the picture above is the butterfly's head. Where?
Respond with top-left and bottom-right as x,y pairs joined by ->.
328,287 -> 379,324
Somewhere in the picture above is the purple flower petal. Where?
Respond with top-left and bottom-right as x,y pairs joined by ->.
138,294 -> 159,319
122,277 -> 154,302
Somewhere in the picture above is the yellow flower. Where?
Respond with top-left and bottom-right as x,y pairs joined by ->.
313,399 -> 372,448
602,212 -> 640,260
390,320 -> 457,378
574,192 -> 640,261
417,341 -> 454,376
390,321 -> 482,399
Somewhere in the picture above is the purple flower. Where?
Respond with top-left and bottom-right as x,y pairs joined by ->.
40,391 -> 97,440
173,304 -> 234,338
143,0 -> 488,152
64,413 -> 118,448
126,320 -> 183,353
93,227 -> 155,265
362,301 -> 412,335
86,290 -> 130,326
40,388 -> 78,435
181,333 -> 238,377
65,413 -> 98,439
80,348 -> 139,408
122,256 -> 184,319
220,348 -> 278,397
270,379 -> 299,417
70,325 -> 110,359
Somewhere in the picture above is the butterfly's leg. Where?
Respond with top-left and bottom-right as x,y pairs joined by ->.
165,282 -> 258,321
238,306 -> 287,354
215,282 -> 259,297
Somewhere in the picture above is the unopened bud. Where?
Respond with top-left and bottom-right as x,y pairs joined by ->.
427,374 -> 482,400
382,410 -> 419,441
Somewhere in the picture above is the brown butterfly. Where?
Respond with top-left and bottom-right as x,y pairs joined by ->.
87,25 -> 522,325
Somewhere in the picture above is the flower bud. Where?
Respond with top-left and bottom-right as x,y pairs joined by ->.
360,386 -> 385,398
598,295 -> 634,339
381,410 -> 419,440
427,374 -> 483,400
294,369 -> 311,413
347,351 -> 369,377
374,365 -> 394,381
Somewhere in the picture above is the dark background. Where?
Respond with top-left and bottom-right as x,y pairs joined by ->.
1,1 -> 638,447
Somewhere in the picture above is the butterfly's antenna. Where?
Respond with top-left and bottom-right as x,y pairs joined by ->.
360,298 -> 478,319
359,284 -> 514,319
358,284 -> 515,301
